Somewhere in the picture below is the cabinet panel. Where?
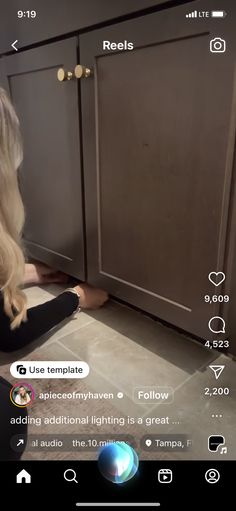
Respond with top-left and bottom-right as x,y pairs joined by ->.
80,0 -> 236,338
0,39 -> 85,279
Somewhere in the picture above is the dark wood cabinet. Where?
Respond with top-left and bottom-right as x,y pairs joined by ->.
80,1 -> 236,339
0,0 -> 182,55
0,0 -> 236,351
0,38 -> 85,279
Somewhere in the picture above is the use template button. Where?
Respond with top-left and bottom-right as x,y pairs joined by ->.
10,361 -> 90,379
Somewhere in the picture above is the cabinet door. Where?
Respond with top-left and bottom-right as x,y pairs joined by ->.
0,38 -> 85,279
80,0 -> 236,338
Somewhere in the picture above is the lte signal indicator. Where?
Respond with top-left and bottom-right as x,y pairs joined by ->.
186,10 -> 227,19
186,10 -> 197,18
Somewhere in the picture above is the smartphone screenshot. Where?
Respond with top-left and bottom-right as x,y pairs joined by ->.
0,0 -> 235,508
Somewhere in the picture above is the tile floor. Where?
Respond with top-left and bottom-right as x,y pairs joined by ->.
0,284 -> 235,460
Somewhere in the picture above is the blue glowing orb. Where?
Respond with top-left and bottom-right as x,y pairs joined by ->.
98,442 -> 139,484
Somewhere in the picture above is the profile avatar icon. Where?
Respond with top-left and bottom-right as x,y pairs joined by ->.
10,382 -> 35,408
98,442 -> 139,484
205,469 -> 220,484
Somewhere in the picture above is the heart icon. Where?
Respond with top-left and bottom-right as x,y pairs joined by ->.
208,272 -> 225,287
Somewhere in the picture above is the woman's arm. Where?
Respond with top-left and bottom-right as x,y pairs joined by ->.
0,291 -> 79,352
0,284 -> 108,353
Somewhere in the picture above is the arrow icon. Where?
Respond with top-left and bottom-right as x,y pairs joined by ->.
11,40 -> 18,51
209,365 -> 225,380
16,439 -> 24,447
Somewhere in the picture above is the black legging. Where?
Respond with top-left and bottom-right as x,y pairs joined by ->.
0,377 -> 27,460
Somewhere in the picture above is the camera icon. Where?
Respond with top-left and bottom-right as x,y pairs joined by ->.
16,364 -> 27,375
210,38 -> 226,53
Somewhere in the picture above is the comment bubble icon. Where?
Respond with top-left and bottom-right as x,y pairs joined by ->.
208,316 -> 225,334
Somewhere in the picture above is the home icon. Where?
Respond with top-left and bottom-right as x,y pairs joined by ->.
16,469 -> 31,484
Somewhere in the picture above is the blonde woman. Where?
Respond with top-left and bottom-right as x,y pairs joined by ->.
0,87 -> 108,353
0,87 -> 108,460
14,386 -> 31,406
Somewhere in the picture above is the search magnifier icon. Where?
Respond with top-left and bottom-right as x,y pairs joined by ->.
64,469 -> 78,483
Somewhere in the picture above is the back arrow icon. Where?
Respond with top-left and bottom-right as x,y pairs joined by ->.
11,40 -> 18,51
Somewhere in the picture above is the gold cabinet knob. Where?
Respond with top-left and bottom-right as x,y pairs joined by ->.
74,65 -> 92,79
57,68 -> 73,82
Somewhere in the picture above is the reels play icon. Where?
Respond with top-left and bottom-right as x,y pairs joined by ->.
158,469 -> 173,483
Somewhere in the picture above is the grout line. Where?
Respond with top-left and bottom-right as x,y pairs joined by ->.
56,343 -> 223,420
24,289 -> 230,419
140,352 -> 224,419
56,339 -> 84,361
55,340 -> 149,414
45,317 -> 96,345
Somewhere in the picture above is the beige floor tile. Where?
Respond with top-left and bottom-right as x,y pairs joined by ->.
57,341 -> 150,417
61,310 -> 216,404
24,285 -> 56,305
141,354 -> 236,460
1,284 -> 235,462
78,299 -> 218,373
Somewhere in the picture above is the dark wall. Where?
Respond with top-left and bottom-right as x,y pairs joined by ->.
0,0 -> 194,54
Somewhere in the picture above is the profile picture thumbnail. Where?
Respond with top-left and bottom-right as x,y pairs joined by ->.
10,382 -> 35,408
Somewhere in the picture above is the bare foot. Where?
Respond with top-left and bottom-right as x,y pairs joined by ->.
24,263 -> 69,285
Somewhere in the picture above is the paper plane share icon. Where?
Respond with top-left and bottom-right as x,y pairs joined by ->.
209,365 -> 225,380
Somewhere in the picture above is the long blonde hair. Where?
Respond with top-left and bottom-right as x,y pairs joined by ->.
0,87 -> 27,329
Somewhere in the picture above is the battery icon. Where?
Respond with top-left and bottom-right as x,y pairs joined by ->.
211,10 -> 227,18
